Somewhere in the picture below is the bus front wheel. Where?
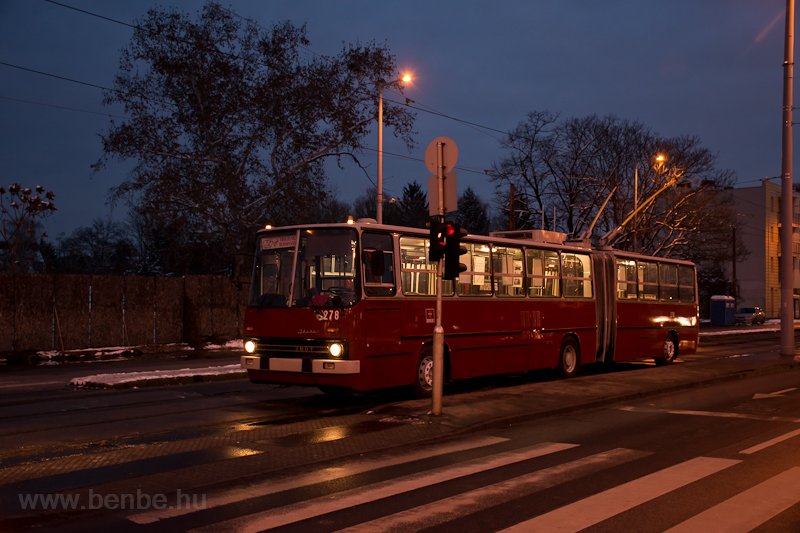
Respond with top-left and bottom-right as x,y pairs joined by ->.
558,337 -> 580,378
656,334 -> 677,366
413,351 -> 434,397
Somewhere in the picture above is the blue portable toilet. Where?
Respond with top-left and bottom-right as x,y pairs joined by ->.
710,295 -> 735,326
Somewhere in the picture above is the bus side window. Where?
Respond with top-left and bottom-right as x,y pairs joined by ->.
399,236 -> 453,296
526,249 -> 559,297
492,246 -> 524,297
457,243 -> 492,296
678,265 -> 696,303
616,259 -> 637,299
362,232 -> 396,296
562,252 -> 592,298
638,261 -> 659,300
659,263 -> 679,301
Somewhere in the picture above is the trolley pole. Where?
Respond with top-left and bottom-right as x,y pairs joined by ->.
781,0 -> 795,357
431,141 -> 446,416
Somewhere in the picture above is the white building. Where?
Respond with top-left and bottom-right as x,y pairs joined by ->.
731,179 -> 800,318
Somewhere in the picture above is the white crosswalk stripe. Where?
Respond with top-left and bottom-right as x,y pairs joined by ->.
189,441 -> 578,533
665,467 -> 800,533
339,447 -> 649,533
500,456 -> 740,532
128,429 -> 800,532
128,434 -> 508,524
740,428 -> 800,455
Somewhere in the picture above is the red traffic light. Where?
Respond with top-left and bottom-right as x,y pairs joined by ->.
443,224 -> 468,280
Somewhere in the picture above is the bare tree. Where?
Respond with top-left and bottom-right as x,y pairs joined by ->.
491,113 -> 737,261
95,3 -> 415,273
0,183 -> 56,272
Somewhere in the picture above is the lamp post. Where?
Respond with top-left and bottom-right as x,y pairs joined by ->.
377,72 -> 412,224
633,153 -> 668,253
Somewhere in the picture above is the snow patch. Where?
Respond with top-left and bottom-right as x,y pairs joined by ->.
71,364 -> 245,389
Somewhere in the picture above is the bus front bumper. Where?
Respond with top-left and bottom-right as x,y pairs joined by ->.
241,356 -> 360,375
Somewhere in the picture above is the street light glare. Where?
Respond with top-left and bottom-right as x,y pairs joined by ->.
401,72 -> 413,84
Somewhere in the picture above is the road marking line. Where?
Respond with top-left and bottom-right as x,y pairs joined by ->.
189,441 -> 578,533
664,467 -> 800,532
740,427 -> 800,455
340,448 -> 650,533
752,387 -> 797,400
500,456 -> 740,532
129,434 -> 507,524
619,405 -> 800,424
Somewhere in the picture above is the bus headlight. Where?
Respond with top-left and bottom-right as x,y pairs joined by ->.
244,340 -> 257,354
328,342 -> 344,358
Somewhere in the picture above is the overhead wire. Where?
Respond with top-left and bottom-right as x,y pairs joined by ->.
23,0 -> 763,197
13,0 -> 513,190
0,94 -> 124,119
37,0 -> 512,144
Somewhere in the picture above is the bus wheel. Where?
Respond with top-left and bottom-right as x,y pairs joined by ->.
413,351 -> 434,397
656,334 -> 677,366
558,337 -> 580,378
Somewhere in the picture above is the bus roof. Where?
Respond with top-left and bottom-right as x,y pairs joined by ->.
256,220 -> 695,265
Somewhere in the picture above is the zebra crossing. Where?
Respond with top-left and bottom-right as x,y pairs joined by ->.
123,423 -> 800,532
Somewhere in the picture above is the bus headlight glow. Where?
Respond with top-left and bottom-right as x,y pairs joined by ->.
244,340 -> 257,353
329,342 -> 344,358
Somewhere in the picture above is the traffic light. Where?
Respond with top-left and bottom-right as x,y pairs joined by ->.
444,224 -> 468,280
428,218 -> 448,262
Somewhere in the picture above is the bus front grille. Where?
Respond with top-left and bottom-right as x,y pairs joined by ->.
253,338 -> 341,359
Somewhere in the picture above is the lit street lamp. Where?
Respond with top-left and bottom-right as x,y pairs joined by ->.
377,72 -> 412,224
633,153 -> 670,252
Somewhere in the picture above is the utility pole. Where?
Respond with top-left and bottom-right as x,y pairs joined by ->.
732,226 -> 737,300
780,0 -> 795,357
633,166 -> 639,253
508,184 -> 516,231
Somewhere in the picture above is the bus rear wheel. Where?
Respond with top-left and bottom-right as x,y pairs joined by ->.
558,337 -> 580,378
656,334 -> 677,366
413,351 -> 434,398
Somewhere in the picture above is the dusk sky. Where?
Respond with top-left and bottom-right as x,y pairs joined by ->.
0,0 -> 791,238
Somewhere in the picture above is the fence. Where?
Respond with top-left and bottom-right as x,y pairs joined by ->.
0,274 -> 248,354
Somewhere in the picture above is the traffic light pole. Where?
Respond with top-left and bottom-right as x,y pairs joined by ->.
432,141 -> 446,416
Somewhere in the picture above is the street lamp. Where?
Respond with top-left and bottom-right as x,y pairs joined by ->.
633,153 -> 669,252
377,72 -> 412,224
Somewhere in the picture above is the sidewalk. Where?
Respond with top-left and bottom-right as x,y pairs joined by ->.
373,351 -> 800,434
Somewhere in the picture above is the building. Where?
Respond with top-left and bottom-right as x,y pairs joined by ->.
731,179 -> 800,318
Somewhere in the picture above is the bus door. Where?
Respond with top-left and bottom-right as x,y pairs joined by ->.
593,252 -> 616,363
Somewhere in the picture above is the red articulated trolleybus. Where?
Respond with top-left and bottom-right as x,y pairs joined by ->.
241,220 -> 699,396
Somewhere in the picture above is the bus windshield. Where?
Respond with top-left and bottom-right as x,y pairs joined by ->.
250,228 -> 358,308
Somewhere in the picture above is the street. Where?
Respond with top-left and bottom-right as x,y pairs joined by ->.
1,331 -> 799,531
